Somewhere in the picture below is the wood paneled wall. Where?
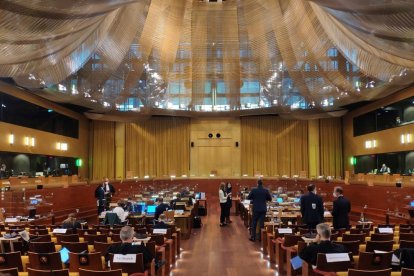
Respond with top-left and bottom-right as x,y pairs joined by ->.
240,116 -> 309,177
125,117 -> 190,177
91,116 -> 345,178
91,121 -> 115,180
0,82 -> 89,178
343,86 -> 414,172
190,118 -> 240,177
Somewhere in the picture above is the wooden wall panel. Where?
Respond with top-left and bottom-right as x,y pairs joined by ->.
190,118 -> 240,177
0,82 -> 89,178
343,86 -> 414,172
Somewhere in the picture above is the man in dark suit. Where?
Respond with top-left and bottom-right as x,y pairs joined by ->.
300,184 -> 324,229
331,186 -> 351,230
247,179 -> 272,241
299,223 -> 347,266
105,226 -> 153,266
95,177 -> 115,214
154,198 -> 170,220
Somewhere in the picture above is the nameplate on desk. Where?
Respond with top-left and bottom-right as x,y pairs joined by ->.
113,254 -> 136,263
278,228 -> 293,234
153,229 -> 167,234
4,218 -> 18,223
325,253 -> 350,263
52,229 -> 67,234
378,227 -> 393,234
174,210 -> 184,215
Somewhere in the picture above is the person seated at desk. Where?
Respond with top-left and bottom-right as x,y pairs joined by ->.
155,198 -> 170,220
62,213 -> 82,230
180,186 -> 191,198
299,223 -> 347,266
113,200 -> 128,224
379,163 -> 391,174
170,194 -> 182,209
105,226 -> 153,266
154,214 -> 169,229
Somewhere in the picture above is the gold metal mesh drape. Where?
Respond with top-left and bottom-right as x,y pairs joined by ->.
92,120 -> 115,180
1,0 -> 414,116
319,118 -> 343,178
241,116 -> 309,176
125,117 -> 190,177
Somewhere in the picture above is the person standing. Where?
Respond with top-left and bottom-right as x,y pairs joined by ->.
247,179 -> 272,241
94,177 -> 115,214
331,186 -> 351,230
225,182 -> 233,224
0,163 -> 6,178
219,182 -> 231,227
103,177 -> 115,210
300,184 -> 324,229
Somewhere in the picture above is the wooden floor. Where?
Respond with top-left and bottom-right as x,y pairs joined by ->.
171,197 -> 278,276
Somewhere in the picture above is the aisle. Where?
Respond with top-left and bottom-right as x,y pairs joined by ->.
170,197 -> 279,276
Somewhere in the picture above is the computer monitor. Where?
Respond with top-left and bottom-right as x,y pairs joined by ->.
59,247 -> 70,264
132,203 -> 143,214
195,192 -> 201,200
410,200 -> 414,207
30,199 -> 39,205
146,205 -> 157,214
294,198 -> 300,203
276,197 -> 283,203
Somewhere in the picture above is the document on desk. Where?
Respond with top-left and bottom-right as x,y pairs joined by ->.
325,253 -> 350,263
290,256 -> 303,270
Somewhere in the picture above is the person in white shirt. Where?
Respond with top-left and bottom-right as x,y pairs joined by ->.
113,200 -> 128,223
219,182 -> 231,227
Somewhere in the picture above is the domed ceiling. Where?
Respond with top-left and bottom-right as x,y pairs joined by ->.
1,0 -> 414,119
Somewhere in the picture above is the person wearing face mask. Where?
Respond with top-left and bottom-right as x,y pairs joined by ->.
95,177 -> 115,214
331,186 -> 351,230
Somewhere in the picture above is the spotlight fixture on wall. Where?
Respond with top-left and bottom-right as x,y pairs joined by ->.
216,133 -> 221,138
208,133 -> 213,138
24,136 -> 30,146
364,140 -> 377,149
56,142 -> 68,151
401,133 -> 412,144
30,137 -> 35,147
8,134 -> 14,145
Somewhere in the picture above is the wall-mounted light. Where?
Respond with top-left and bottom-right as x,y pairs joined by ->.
401,133 -> 412,144
30,137 -> 35,147
365,140 -> 377,149
8,134 -> 14,145
24,136 -> 30,146
56,142 -> 68,151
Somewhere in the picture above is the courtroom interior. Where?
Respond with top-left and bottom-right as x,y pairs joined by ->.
1,0 -> 414,276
